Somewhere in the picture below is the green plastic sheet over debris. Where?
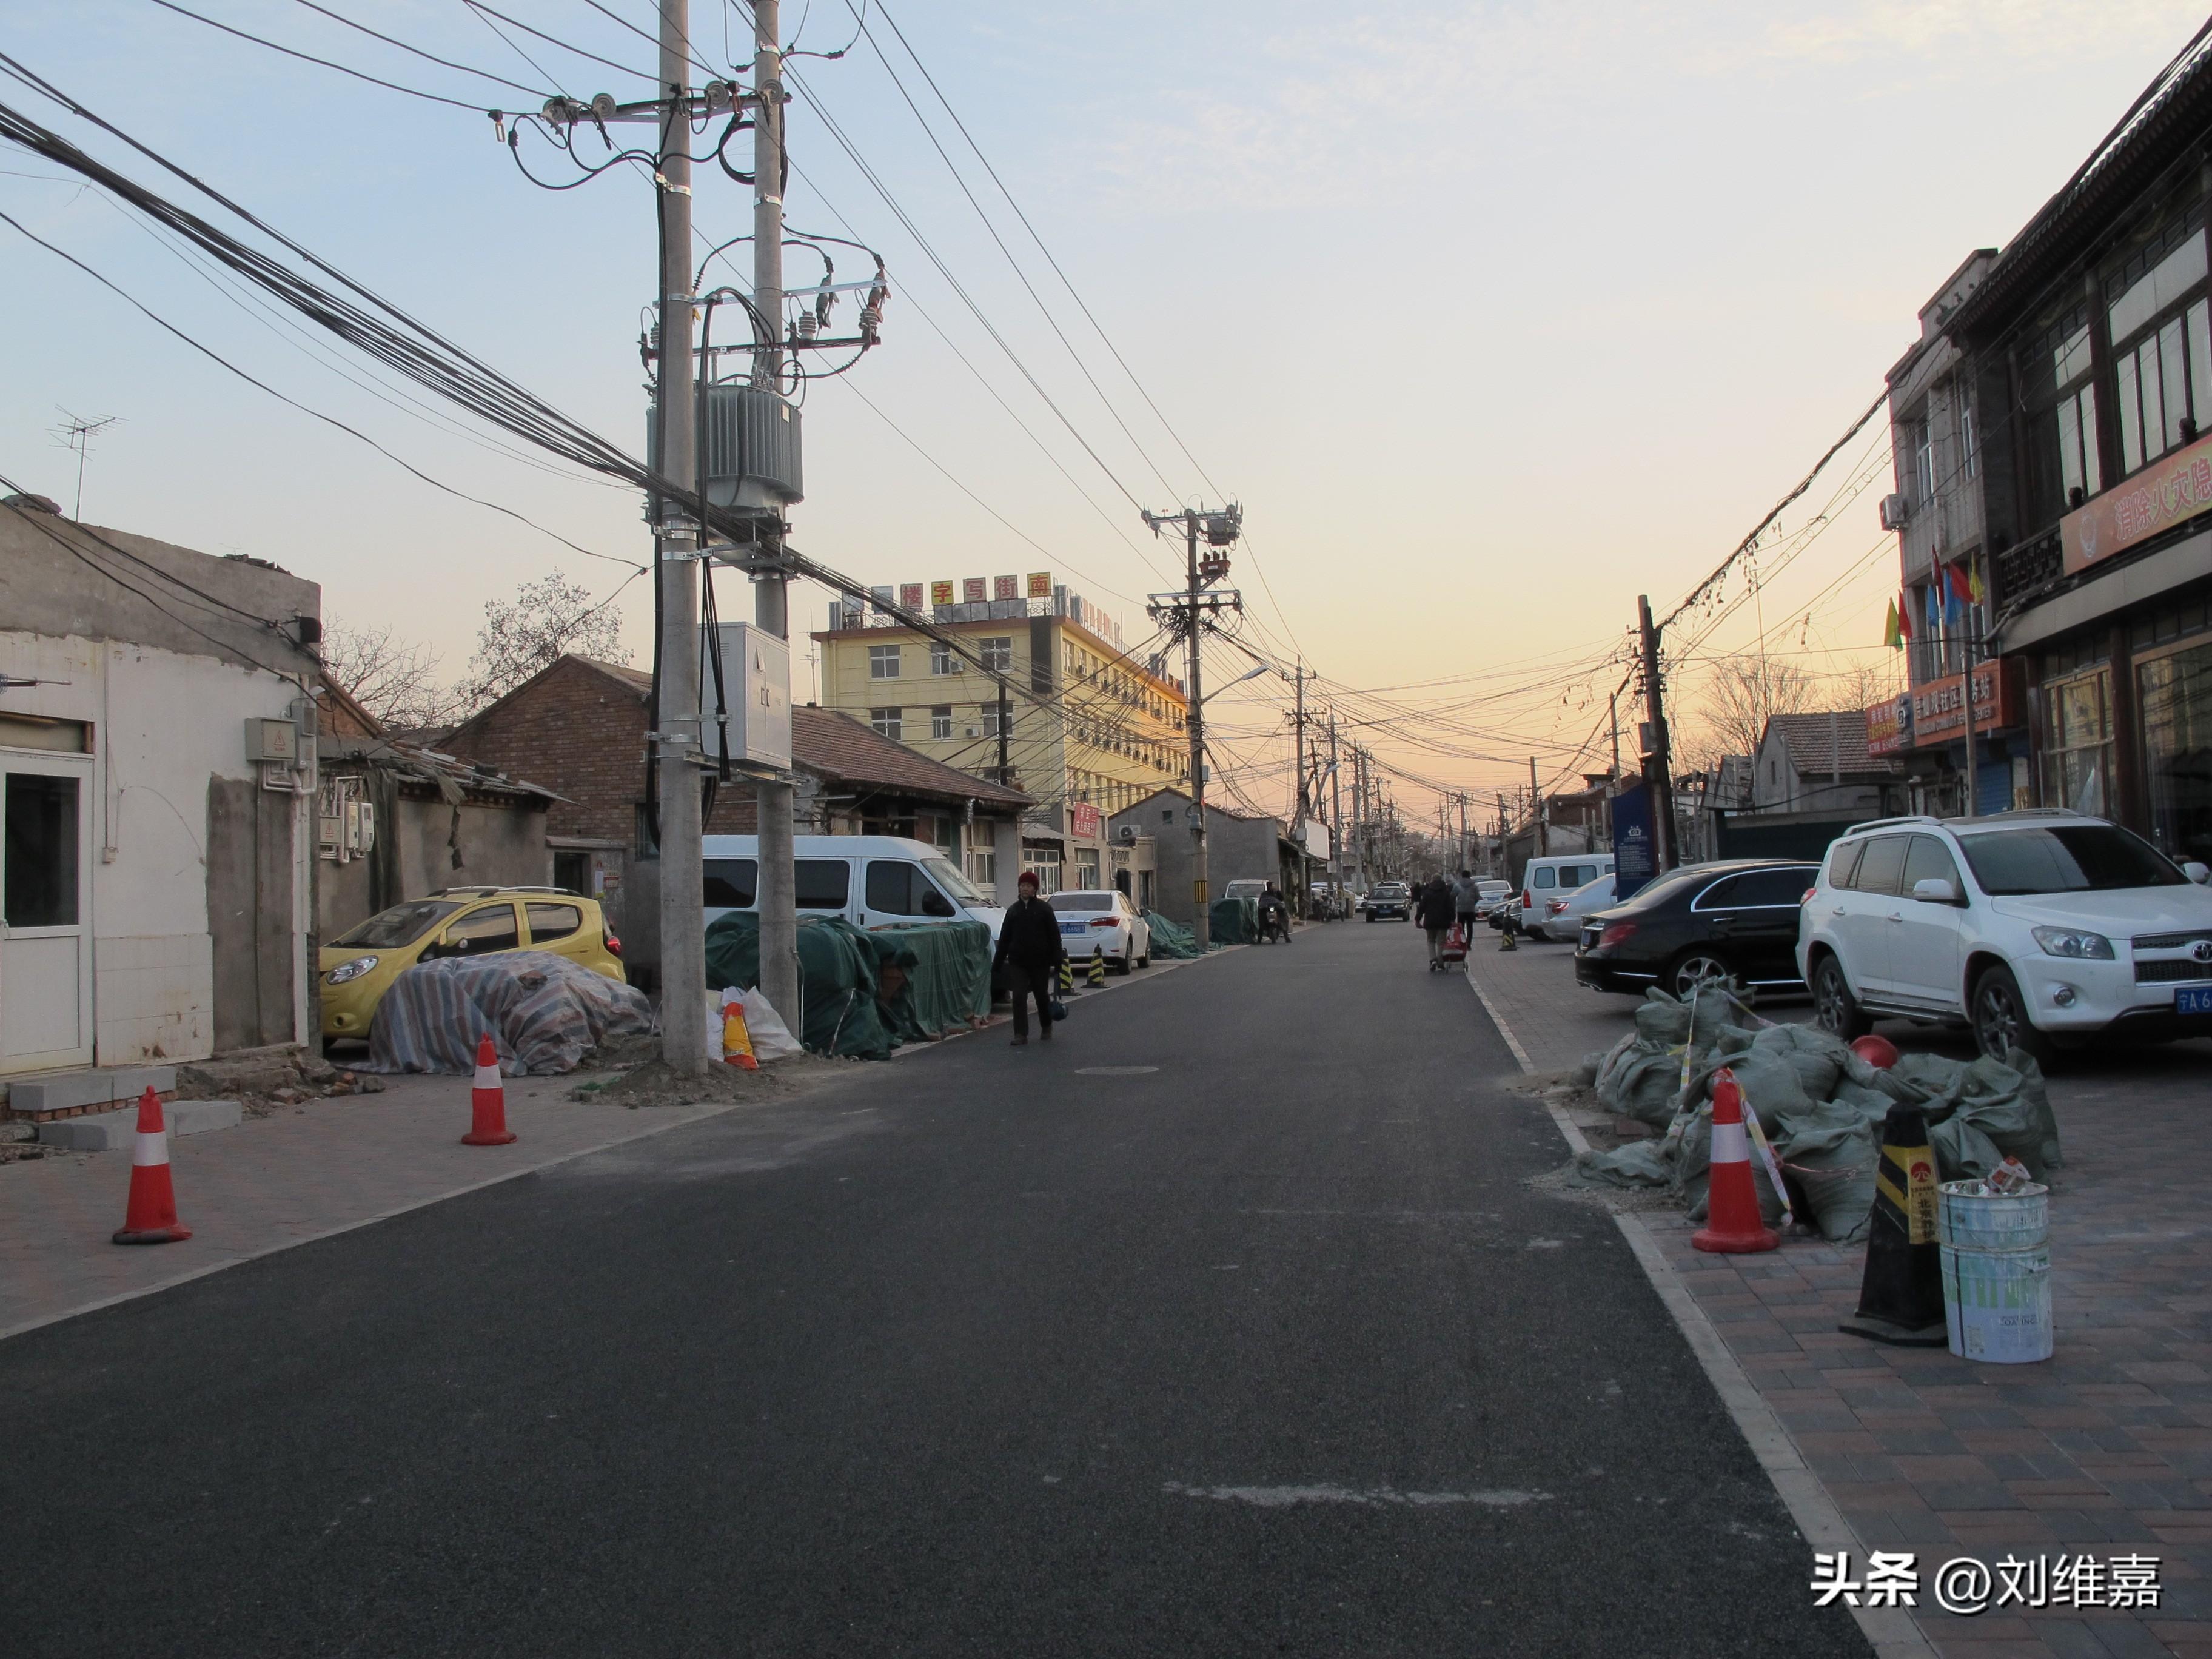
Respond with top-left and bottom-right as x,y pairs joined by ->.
1208,896 -> 1260,945
1142,910 -> 1203,958
703,913 -> 991,1060
1572,986 -> 2062,1244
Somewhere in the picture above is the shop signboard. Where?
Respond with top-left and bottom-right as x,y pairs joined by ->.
1068,802 -> 1104,841
1865,693 -> 1912,756
1909,659 -> 2022,746
2063,429 -> 2212,574
1611,781 -> 1655,900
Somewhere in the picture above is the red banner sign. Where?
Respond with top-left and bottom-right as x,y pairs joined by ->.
1865,695 -> 1911,757
1069,802 -> 1103,840
1908,659 -> 2021,745
2064,429 -> 2212,573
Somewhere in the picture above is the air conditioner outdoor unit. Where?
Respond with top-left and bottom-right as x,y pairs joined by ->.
1116,824 -> 1137,844
964,726 -> 980,739
1878,493 -> 1911,531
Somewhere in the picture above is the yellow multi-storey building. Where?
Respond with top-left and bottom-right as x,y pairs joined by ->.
814,578 -> 1188,893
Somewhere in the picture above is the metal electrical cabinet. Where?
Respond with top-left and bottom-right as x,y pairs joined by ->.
699,621 -> 793,770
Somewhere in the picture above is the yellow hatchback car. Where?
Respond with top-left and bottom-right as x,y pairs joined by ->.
320,886 -> 626,1042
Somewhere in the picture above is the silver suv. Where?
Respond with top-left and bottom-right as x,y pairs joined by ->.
1797,809 -> 2212,1064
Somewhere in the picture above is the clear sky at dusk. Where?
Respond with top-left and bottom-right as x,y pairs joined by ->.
5,1 -> 2205,817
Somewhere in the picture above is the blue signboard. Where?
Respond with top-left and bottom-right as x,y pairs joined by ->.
1612,782 -> 1656,900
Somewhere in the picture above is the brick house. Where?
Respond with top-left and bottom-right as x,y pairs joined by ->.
440,655 -> 1031,985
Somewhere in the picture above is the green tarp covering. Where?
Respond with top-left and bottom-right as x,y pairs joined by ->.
1142,910 -> 1202,958
1208,896 -> 1260,945
703,913 -> 991,1060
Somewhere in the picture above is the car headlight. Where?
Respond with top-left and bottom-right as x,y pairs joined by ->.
325,955 -> 380,985
2031,927 -> 2113,960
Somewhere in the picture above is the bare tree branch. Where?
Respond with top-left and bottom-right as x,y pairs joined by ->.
321,621 -> 468,731
462,570 -> 631,709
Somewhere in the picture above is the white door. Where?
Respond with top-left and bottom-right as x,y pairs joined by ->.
1889,834 -> 1968,1011
1,754 -> 95,1073
1827,834 -> 1908,998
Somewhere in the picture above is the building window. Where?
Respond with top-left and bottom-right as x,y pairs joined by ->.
2039,665 -> 2114,818
2022,308 -> 2101,522
930,706 -> 953,740
870,643 -> 902,679
870,707 -> 903,740
2140,637 -> 2212,868
1912,420 -> 1936,503
981,704 -> 1004,738
930,641 -> 956,676
1959,397 -> 1977,481
980,636 -> 1012,674
967,842 -> 996,891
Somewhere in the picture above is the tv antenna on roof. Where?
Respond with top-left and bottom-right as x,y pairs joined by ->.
51,407 -> 121,520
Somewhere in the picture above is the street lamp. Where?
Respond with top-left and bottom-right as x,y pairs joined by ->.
1201,662 -> 1272,705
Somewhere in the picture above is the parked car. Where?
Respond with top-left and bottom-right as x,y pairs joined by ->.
700,834 -> 1007,939
1359,880 -> 1412,922
1472,879 -> 1514,920
1507,854 -> 1616,936
1574,859 -> 1825,998
1538,872 -> 1617,942
320,886 -> 624,1043
1309,881 -> 1350,919
1050,888 -> 1151,972
1221,877 -> 1271,903
1797,809 -> 2212,1064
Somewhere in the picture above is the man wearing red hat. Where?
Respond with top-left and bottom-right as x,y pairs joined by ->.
993,868 -> 1067,1047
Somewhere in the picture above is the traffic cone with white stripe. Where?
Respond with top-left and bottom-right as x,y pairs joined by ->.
113,1087 -> 192,1245
1088,948 -> 1107,988
1692,1068 -> 1777,1255
462,1033 -> 516,1146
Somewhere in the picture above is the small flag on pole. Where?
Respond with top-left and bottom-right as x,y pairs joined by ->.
1897,591 -> 1912,642
1883,597 -> 1903,650
1967,561 -> 1986,605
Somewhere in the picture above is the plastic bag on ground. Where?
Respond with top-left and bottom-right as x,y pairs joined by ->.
738,987 -> 803,1062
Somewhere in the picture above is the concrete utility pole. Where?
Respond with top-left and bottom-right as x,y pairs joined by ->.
749,0 -> 800,1034
655,0 -> 707,1073
1637,593 -> 1676,872
996,677 -> 1011,784
1529,756 -> 1547,857
1142,503 -> 1241,951
1328,708 -> 1343,911
1292,658 -> 1307,821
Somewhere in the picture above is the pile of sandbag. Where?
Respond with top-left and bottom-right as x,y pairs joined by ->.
1574,987 -> 2062,1244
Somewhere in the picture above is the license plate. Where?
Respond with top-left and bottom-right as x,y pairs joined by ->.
2179,985 -> 2212,1016
1059,922 -> 1085,934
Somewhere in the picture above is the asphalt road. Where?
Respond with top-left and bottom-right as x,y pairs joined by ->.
4,921 -> 1869,1658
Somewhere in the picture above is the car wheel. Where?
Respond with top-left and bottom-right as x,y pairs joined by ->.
1364,912 -> 1374,923
1970,963 -> 2059,1069
1667,950 -> 1732,999
1113,953 -> 1131,975
1811,956 -> 1871,1041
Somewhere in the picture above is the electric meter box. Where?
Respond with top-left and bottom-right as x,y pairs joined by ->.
246,717 -> 297,764
699,621 -> 792,769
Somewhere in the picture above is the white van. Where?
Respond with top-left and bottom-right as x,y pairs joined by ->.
1510,853 -> 1616,937
700,835 -> 1007,939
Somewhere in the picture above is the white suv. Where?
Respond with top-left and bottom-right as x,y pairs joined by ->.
1797,809 -> 2212,1064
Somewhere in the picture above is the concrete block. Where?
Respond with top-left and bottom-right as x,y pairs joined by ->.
38,1098 -> 240,1151
9,1064 -> 177,1116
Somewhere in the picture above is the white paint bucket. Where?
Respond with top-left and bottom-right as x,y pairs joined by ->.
1937,1181 -> 2049,1250
1940,1243 -> 2053,1364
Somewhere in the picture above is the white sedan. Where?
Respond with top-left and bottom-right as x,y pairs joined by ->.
1048,889 -> 1151,973
1538,873 -> 1617,942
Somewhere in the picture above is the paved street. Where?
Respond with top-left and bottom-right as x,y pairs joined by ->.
2,921 -> 1867,1658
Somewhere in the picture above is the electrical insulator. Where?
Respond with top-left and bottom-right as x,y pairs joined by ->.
796,312 -> 819,341
589,92 -> 618,121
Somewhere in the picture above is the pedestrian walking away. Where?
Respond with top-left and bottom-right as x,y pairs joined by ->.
1449,867 -> 1481,945
993,870 -> 1067,1045
1415,874 -> 1456,970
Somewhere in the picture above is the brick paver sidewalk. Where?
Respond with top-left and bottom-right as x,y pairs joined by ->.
1468,936 -> 2212,1658
0,1074 -> 758,1339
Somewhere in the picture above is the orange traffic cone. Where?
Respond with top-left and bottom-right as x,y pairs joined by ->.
720,993 -> 758,1070
113,1087 -> 192,1245
1693,1068 -> 1778,1255
462,1033 -> 517,1145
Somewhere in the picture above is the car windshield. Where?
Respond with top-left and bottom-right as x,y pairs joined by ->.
1049,893 -> 1113,912
332,899 -> 460,948
1478,882 -> 1510,896
1959,824 -> 2186,895
1376,883 -> 1406,897
923,856 -> 987,906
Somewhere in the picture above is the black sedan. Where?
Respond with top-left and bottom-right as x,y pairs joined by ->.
1359,881 -> 1412,922
1574,859 -> 1823,999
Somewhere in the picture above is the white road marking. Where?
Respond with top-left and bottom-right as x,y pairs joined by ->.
1164,1482 -> 1549,1509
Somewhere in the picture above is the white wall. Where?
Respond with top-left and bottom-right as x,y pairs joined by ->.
0,629 -> 312,1071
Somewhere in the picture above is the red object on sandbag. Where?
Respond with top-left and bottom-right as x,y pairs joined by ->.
1850,1034 -> 1900,1070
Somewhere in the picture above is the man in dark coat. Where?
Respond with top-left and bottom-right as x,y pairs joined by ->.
993,869 -> 1066,1046
1414,874 -> 1456,968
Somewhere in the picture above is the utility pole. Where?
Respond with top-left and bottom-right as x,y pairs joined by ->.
749,0 -> 800,1036
1609,691 -> 1621,782
1529,756 -> 1547,857
1143,503 -> 1242,951
1292,658 -> 1308,822
1496,791 -> 1508,880
1328,708 -> 1343,913
1637,593 -> 1676,871
654,0 -> 707,1074
996,677 -> 1011,785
